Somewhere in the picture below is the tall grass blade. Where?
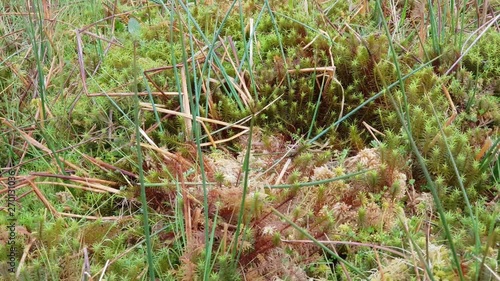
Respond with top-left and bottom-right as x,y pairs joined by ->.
232,117 -> 254,262
270,207 -> 367,279
375,1 -> 465,279
131,25 -> 155,279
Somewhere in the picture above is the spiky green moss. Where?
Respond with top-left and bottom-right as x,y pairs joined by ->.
6,1 -> 496,193
464,30 -> 500,88
2,1 -> 498,280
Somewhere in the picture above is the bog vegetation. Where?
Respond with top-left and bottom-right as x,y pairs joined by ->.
0,0 -> 499,280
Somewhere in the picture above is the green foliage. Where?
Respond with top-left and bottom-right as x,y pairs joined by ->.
1,0 -> 498,280
213,254 -> 241,281
464,30 -> 500,88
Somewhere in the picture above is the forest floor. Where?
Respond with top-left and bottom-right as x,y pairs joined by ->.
0,1 -> 499,280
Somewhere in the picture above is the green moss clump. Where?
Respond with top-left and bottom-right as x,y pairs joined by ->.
464,30 -> 500,89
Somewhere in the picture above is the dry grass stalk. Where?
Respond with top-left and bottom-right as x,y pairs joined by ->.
274,158 -> 292,185
78,153 -> 138,180
140,143 -> 193,168
75,31 -> 88,95
363,121 -> 385,144
26,178 -> 61,219
35,181 -> 110,193
281,238 -> 407,258
0,56 -> 31,88
475,137 -> 493,161
140,102 -> 250,147
87,91 -> 177,97
2,118 -> 50,153
44,56 -> 63,90
16,237 -> 36,279
1,117 -> 80,175
180,65 -> 192,137
80,246 -> 91,281
199,121 -> 217,148
29,172 -> 116,185
70,181 -> 120,194
59,212 -> 133,221
426,83 -> 458,151
181,176 -> 193,247
417,1 -> 427,60
217,36 -> 254,106
373,249 -> 384,281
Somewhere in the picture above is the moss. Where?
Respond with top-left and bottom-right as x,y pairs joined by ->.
1,1 -> 498,279
464,30 -> 500,82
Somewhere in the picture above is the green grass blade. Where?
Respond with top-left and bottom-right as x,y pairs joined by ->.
270,207 -> 368,279
308,56 -> 439,144
268,169 -> 371,189
232,117 -> 254,262
133,40 -> 155,281
375,1 -> 465,279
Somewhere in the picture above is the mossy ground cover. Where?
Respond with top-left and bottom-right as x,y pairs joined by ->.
0,0 -> 498,280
